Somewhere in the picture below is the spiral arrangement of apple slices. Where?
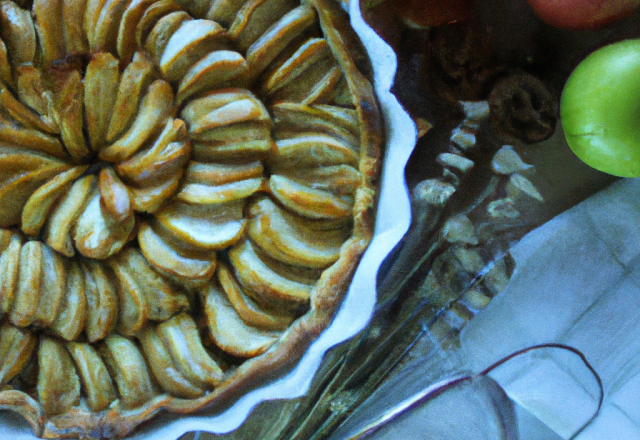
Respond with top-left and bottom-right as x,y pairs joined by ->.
0,0 -> 380,437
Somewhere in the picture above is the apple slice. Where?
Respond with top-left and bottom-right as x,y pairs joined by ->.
92,0 -> 132,53
192,139 -> 273,161
206,0 -> 246,27
269,174 -> 352,219
139,222 -> 216,280
229,239 -> 313,308
247,195 -> 349,268
67,342 -> 116,411
50,260 -> 87,341
230,0 -> 298,52
57,71 -> 91,159
155,199 -> 245,251
43,175 -> 95,257
63,0 -> 89,54
0,40 -> 11,86
175,177 -> 263,204
301,65 -> 343,105
271,133 -> 358,168
106,52 -> 156,142
73,189 -> 135,259
261,38 -> 330,95
15,66 -> 54,122
0,322 -> 36,385
145,11 -> 191,64
185,160 -> 263,185
0,83 -> 56,133
115,118 -> 187,183
106,255 -> 149,335
84,0 -> 110,48
99,80 -> 175,162
204,284 -> 281,358
217,262 -> 293,330
160,19 -> 228,82
33,245 -> 66,328
37,338 -> 81,416
177,50 -> 248,104
100,334 -> 156,409
0,1 -> 36,65
246,5 -> 316,80
128,169 -> 183,213
118,247 -> 189,321
32,0 -> 64,66
22,166 -> 88,237
0,232 -> 21,315
84,53 -> 120,150
9,239 -> 43,328
275,164 -> 361,196
271,102 -> 359,150
117,0 -> 158,65
139,326 -> 204,398
0,163 -> 70,228
99,168 -> 132,222
134,0 -> 183,51
82,260 -> 119,343
157,314 -> 224,388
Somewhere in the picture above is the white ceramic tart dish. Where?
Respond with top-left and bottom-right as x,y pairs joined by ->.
0,0 -> 382,437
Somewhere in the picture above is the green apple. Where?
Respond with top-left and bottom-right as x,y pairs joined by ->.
561,39 -> 640,177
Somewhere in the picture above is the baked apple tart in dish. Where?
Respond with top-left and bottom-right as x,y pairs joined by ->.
0,0 -> 381,437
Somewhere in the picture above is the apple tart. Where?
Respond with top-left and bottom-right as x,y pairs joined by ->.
0,0 -> 381,438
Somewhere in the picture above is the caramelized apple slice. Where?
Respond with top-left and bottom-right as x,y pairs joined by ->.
85,53 -> 120,150
155,200 -> 245,251
271,103 -> 360,147
83,261 -> 119,343
21,166 -> 88,237
10,240 -> 43,328
134,0 -> 183,50
67,342 -> 117,411
206,0 -> 245,27
99,80 -> 175,162
117,0 -> 158,65
177,51 -> 248,104
50,260 -> 87,341
63,0 -> 89,54
160,19 -> 228,82
0,1 -> 36,65
0,40 -> 11,86
57,71 -> 91,159
118,247 -> 189,321
268,174 -> 352,219
184,160 -> 263,185
271,133 -> 358,168
228,239 -> 312,307
204,284 -> 281,358
37,337 -> 81,415
245,5 -> 316,80
247,195 -> 349,268
157,313 -> 224,388
99,168 -> 132,222
32,0 -> 64,66
100,334 -> 156,409
191,139 -> 272,161
106,52 -> 156,142
106,255 -> 149,335
0,232 -> 21,315
73,189 -> 135,259
276,164 -> 361,196
144,11 -> 191,63
0,323 -> 36,385
0,83 -> 56,133
230,0 -> 298,52
92,0 -> 131,53
33,245 -> 66,328
138,327 -> 204,398
115,119 -> 188,184
139,222 -> 216,280
128,169 -> 183,213
217,262 -> 292,330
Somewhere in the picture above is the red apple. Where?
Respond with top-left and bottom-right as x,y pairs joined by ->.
525,0 -> 639,29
